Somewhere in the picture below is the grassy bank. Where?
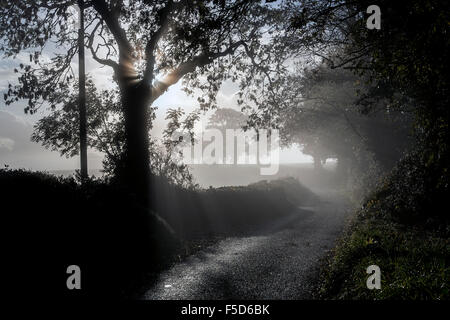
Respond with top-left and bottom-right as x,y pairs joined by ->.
317,161 -> 450,299
152,176 -> 319,240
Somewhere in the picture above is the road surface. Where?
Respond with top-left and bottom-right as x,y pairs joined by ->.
142,189 -> 351,300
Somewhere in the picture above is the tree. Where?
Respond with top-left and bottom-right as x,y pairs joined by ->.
337,0 -> 449,217
0,0 -> 290,205
245,0 -> 447,204
32,77 -> 197,188
31,78 -> 125,166
207,108 -> 248,132
278,63 -> 411,173
285,0 -> 448,158
206,108 -> 247,164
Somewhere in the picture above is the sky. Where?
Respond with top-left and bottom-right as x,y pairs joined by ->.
0,34 -> 312,172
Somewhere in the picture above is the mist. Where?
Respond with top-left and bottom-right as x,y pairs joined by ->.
0,0 -> 447,307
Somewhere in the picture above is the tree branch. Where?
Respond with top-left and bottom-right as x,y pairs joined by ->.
150,40 -> 245,103
87,20 -> 119,70
142,0 -> 175,86
91,0 -> 132,54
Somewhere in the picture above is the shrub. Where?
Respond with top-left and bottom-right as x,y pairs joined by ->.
1,168 -> 179,299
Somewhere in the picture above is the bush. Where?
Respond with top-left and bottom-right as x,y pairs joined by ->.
1,168 -> 179,300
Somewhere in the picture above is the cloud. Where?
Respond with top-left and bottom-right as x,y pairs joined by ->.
0,137 -> 14,150
0,110 -> 104,170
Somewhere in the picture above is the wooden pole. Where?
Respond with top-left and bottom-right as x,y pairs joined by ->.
78,0 -> 88,181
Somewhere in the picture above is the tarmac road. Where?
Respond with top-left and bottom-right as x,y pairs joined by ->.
142,189 -> 351,300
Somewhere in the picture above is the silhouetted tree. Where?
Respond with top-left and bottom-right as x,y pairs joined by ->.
32,78 -> 197,188
278,63 -> 411,175
0,0 -> 291,205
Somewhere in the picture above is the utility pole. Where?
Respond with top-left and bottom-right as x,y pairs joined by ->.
78,0 -> 88,181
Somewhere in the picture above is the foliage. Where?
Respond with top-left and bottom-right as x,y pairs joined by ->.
32,78 -> 126,159
0,0 -> 299,124
272,61 -> 411,200
318,106 -> 449,300
149,137 -> 198,189
31,77 -> 197,188
287,0 -> 450,299
207,107 -> 248,132
238,0 -> 448,198
318,170 -> 450,299
205,107 -> 248,164
0,1 -> 259,108
277,0 -> 449,208
341,1 -> 450,197
0,168 -> 180,299
0,0 -> 299,196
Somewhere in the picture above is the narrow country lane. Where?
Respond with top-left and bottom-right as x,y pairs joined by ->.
143,189 -> 351,300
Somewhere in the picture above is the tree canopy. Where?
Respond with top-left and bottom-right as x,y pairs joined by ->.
1,0 -> 300,198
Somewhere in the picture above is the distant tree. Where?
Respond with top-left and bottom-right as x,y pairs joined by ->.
207,108 -> 248,132
279,63 -> 411,172
206,108 -> 248,164
286,0 -> 448,167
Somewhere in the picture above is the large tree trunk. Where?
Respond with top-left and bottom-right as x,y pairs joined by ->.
118,80 -> 180,263
108,54 -> 180,285
119,81 -> 152,206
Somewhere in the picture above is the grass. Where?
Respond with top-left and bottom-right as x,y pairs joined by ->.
317,185 -> 450,300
